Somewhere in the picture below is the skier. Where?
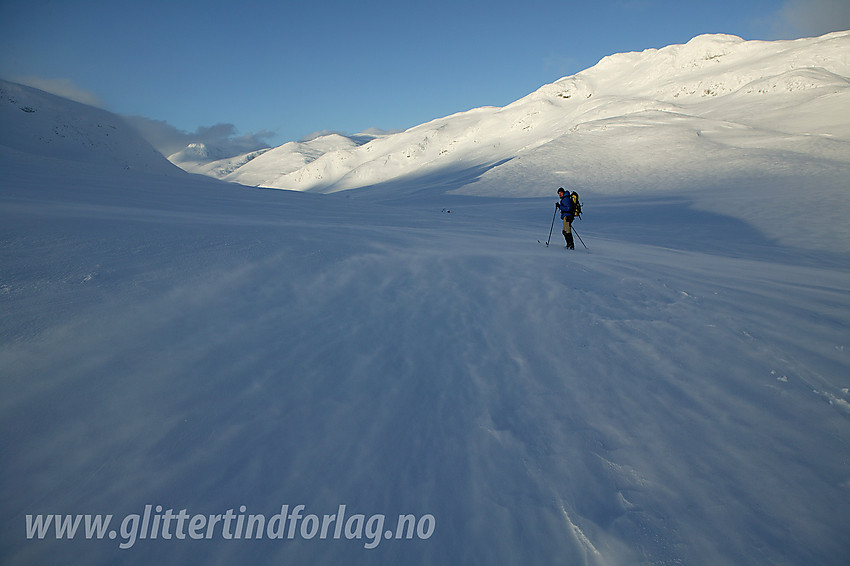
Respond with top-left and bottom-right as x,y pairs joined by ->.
556,187 -> 576,249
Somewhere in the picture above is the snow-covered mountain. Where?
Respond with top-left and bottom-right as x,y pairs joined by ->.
209,31 -> 849,198
167,133 -> 384,182
167,141 -> 248,166
224,133 -> 375,185
0,80 -> 181,175
167,143 -> 273,177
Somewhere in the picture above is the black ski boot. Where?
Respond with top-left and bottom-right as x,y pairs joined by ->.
564,231 -> 575,249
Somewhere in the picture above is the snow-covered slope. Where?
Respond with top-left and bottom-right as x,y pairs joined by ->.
0,80 -> 181,175
470,30 -> 850,189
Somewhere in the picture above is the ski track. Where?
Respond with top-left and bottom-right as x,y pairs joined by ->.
1,167 -> 849,566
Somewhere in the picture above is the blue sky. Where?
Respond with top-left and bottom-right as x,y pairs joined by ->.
2,0 -> 848,154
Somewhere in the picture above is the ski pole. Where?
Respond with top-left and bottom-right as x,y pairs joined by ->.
545,208 -> 557,246
572,226 -> 588,249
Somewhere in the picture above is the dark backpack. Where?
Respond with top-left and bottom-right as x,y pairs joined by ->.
570,191 -> 582,217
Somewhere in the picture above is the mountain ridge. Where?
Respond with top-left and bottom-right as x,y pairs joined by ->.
193,31 -> 849,198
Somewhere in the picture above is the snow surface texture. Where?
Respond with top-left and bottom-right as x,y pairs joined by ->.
2,33 -> 850,566
180,31 -> 850,252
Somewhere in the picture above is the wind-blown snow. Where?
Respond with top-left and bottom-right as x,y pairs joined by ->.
1,33 -> 850,566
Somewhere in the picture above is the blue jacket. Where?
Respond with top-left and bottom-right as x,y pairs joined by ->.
557,194 -> 576,220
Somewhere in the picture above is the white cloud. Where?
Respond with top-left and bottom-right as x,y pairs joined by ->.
12,76 -> 102,106
122,115 -> 275,157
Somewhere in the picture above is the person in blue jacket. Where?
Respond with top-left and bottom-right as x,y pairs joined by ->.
556,187 -> 576,249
